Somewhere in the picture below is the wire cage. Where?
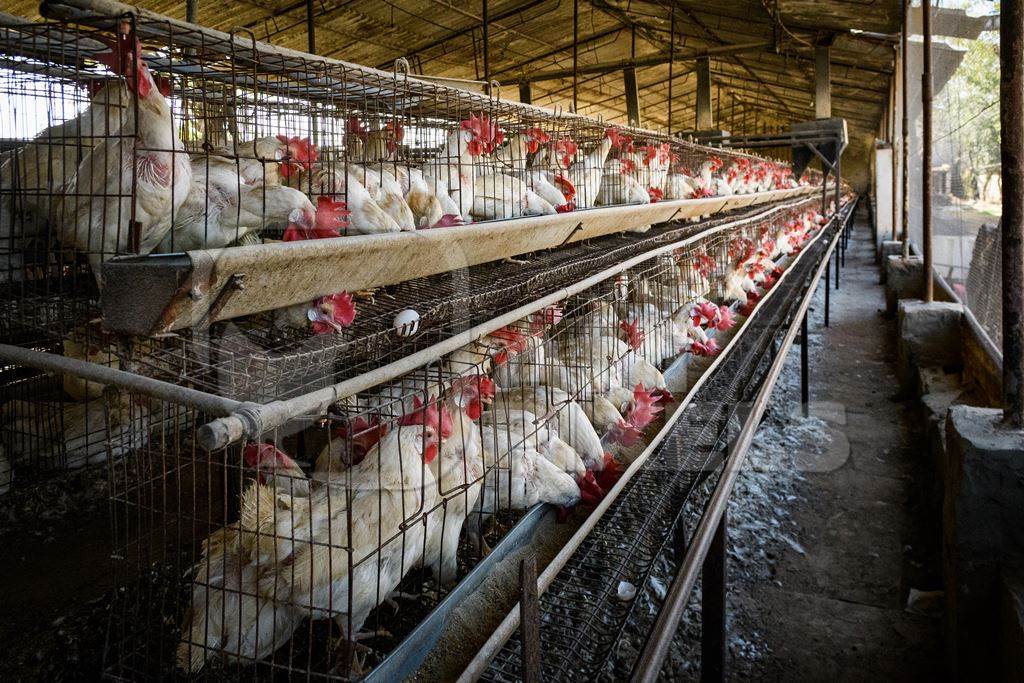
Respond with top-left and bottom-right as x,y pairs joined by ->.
88,195 -> 831,680
0,5 -> 814,333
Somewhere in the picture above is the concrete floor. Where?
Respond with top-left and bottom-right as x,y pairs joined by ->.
720,215 -> 945,681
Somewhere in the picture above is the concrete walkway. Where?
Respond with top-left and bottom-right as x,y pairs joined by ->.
723,213 -> 945,680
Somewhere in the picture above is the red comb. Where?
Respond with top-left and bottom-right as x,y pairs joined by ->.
551,137 -> 578,167
626,383 -> 663,431
333,415 -> 387,465
400,396 -> 454,440
552,174 -> 576,203
524,127 -> 550,154
619,319 -> 645,351
620,158 -> 636,175
577,470 -> 606,506
692,338 -> 720,357
715,306 -> 735,331
647,187 -> 664,203
313,196 -> 349,237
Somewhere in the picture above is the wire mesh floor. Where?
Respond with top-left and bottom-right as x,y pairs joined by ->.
480,213 -> 843,681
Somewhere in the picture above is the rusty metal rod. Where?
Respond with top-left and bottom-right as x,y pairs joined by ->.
0,343 -> 242,417
520,556 -> 541,683
572,0 -> 578,112
305,0 -> 314,53
482,0 -> 489,87
901,0 -> 910,257
631,219 -> 846,683
922,0 -> 934,301
891,43 -> 898,241
700,509 -> 727,682
1002,0 -> 1024,427
801,311 -> 810,416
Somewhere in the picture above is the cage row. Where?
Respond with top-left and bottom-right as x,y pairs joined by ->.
0,10 -> 810,300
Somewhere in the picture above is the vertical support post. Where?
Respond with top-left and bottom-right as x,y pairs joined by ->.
901,0 -> 910,257
482,0 -> 490,90
625,67 -> 641,127
520,556 -> 541,683
1002,0 -> 1024,427
815,44 -> 831,119
800,312 -> 810,416
572,0 -> 579,112
922,0 -> 934,302
519,81 -> 532,105
701,509 -> 727,683
891,43 -> 899,241
824,259 -> 831,327
696,55 -> 712,131
835,239 -> 841,289
667,3 -> 675,136
305,0 -> 315,53
837,157 -> 845,267
186,0 -> 197,23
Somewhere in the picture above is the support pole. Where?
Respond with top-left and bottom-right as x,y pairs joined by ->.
891,43 -> 899,241
572,0 -> 578,112
1002,0 -> 1024,427
185,0 -> 196,23
801,312 -> 809,416
305,0 -> 315,53
901,0 -> 910,257
624,67 -> 641,127
519,81 -> 532,105
922,0 -> 934,302
696,55 -> 712,130
824,259 -> 831,327
701,509 -> 727,683
835,240 -> 841,289
482,0 -> 490,88
667,3 -> 675,136
520,556 -> 541,683
814,44 -> 831,119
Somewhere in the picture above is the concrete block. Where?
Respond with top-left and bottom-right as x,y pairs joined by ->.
944,406 -> 1024,679
885,255 -> 924,314
897,300 -> 963,396
878,240 -> 903,277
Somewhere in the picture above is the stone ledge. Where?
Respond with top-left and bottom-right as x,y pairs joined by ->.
885,255 -> 924,314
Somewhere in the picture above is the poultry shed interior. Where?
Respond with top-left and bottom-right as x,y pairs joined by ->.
0,0 -> 1019,681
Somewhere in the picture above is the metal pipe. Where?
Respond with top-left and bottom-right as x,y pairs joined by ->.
668,3 -> 675,136
891,43 -> 899,241
901,0 -> 910,257
572,0 -> 578,112
185,0 -> 196,23
700,509 -> 727,682
922,0 -> 934,302
305,0 -> 314,53
1002,0 -> 1024,427
801,311 -> 810,416
631,221 -> 845,683
482,0 -> 489,88
824,259 -> 830,326
0,343 -> 243,417
197,198 -> 816,451
459,204 -> 849,683
520,556 -> 540,683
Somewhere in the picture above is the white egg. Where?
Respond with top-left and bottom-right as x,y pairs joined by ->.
617,580 -> 637,601
393,308 -> 420,337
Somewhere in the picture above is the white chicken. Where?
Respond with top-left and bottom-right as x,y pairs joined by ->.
55,33 -> 191,286
566,134 -> 613,209
178,405 -> 445,671
287,165 -> 401,235
492,385 -> 606,471
156,155 -> 325,252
